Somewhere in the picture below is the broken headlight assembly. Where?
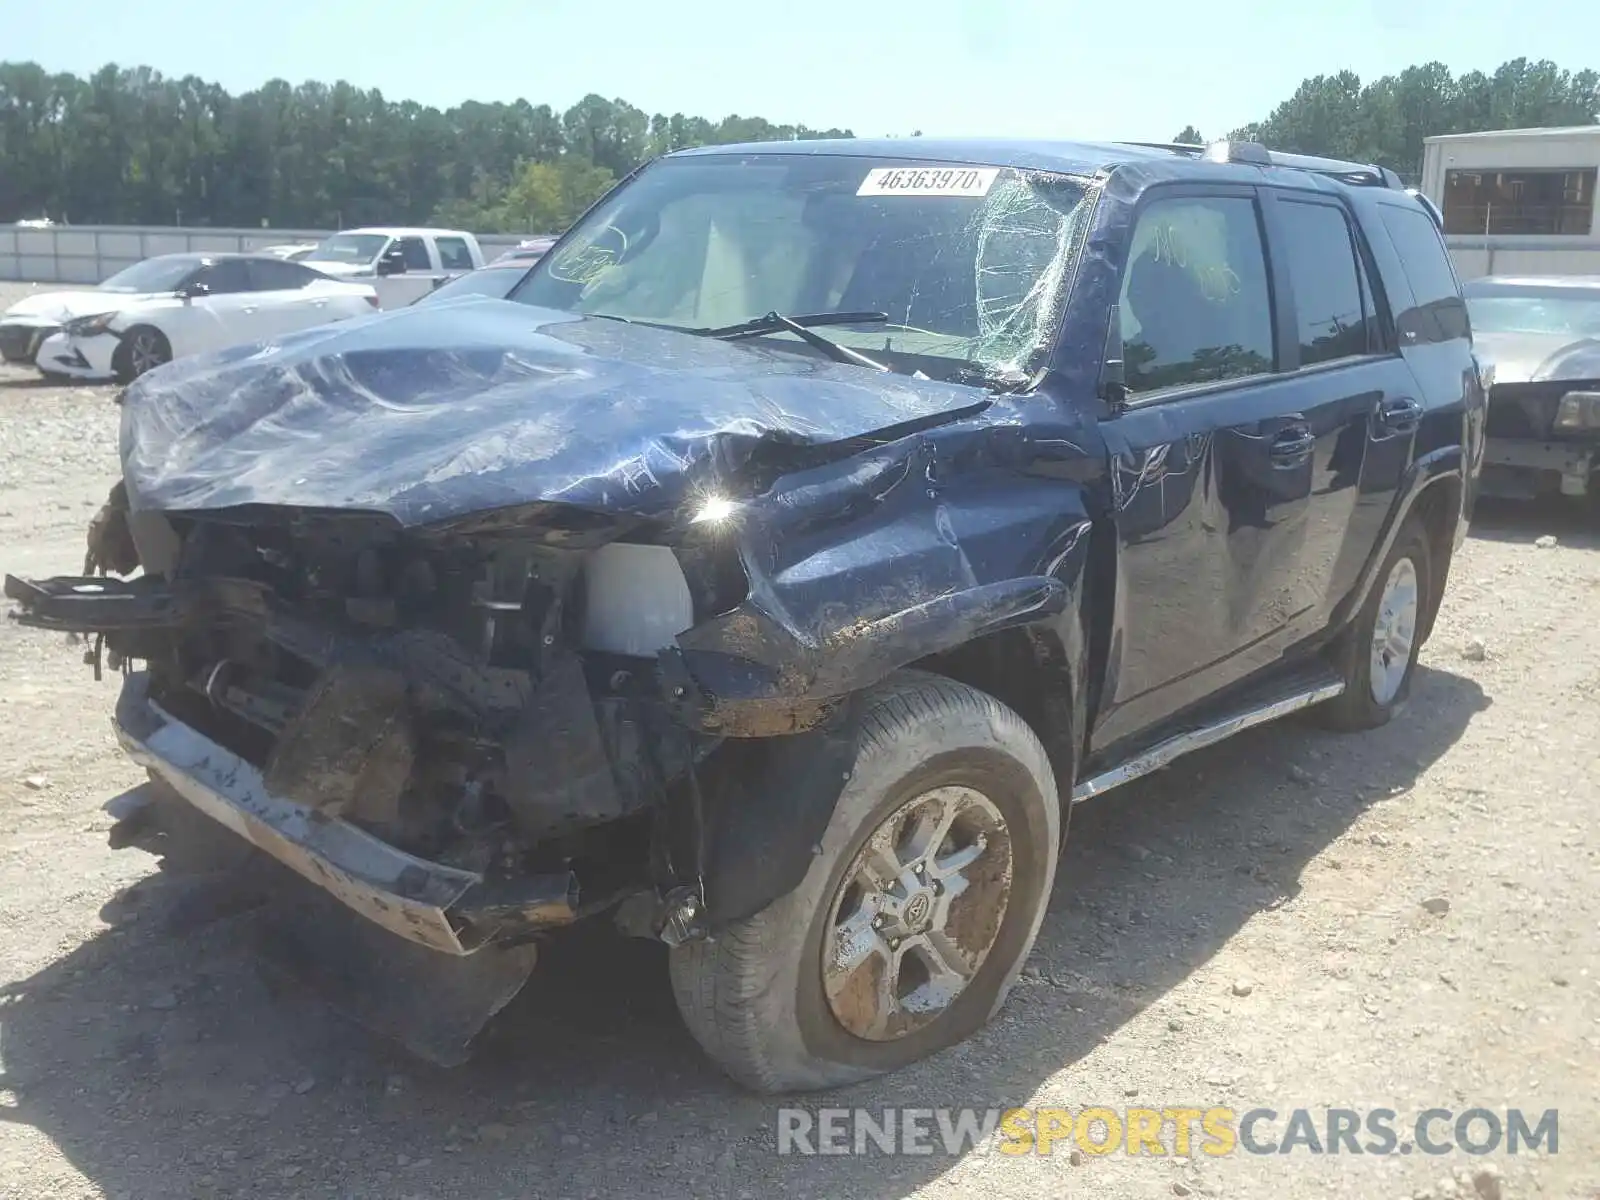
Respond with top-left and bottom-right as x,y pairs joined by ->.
579,512 -> 750,660
1554,390 -> 1600,431
63,311 -> 119,338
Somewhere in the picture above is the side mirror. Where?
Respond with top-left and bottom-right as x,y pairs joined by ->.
179,279 -> 210,300
1099,304 -> 1129,409
376,247 -> 407,276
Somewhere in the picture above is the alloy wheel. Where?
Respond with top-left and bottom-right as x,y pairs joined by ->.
821,784 -> 1014,1042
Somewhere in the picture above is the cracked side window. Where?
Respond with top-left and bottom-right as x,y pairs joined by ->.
1119,195 -> 1275,397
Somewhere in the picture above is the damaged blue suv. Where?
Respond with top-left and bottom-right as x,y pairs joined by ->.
6,137 -> 1484,1093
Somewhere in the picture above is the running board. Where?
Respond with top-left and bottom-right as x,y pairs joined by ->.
1071,673 -> 1345,803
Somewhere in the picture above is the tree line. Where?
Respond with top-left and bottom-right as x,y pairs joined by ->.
0,62 -> 853,233
2,57 -> 1595,236
1173,57 -> 1598,181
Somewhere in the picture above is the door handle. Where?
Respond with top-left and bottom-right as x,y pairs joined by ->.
1374,395 -> 1423,437
1268,423 -> 1315,467
241,305 -> 257,314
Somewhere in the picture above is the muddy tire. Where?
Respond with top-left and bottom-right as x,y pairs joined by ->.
669,671 -> 1060,1094
1317,514 -> 1432,732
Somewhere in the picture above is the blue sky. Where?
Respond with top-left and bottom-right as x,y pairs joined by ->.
7,0 -> 1597,141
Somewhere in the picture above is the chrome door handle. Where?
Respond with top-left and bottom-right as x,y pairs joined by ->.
1375,395 -> 1423,437
1269,424 -> 1315,467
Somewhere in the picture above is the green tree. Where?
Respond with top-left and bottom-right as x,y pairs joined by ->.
1230,57 -> 1600,176
1172,125 -> 1204,144
0,60 -> 855,228
493,158 -> 616,233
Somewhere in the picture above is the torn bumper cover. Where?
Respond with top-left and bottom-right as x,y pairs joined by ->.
113,670 -> 577,956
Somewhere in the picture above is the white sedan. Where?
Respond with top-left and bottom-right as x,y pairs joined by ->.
4,253 -> 378,383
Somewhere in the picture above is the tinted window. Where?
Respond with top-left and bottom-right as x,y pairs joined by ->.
1380,203 -> 1469,342
198,259 -> 252,295
1119,195 -> 1275,396
397,237 -> 431,270
1277,200 -> 1374,366
436,237 -> 474,271
248,259 -> 314,290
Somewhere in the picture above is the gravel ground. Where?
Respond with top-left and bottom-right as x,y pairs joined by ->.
0,279 -> 1595,1200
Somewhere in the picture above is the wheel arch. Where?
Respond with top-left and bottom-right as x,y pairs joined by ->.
912,623 -> 1079,790
112,322 -> 172,383
1335,446 -> 1464,642
696,619 -> 1085,931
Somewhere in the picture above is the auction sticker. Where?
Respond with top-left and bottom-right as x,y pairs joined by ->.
857,166 -> 999,197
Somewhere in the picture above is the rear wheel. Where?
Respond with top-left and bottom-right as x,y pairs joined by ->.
1317,515 -> 1432,731
114,326 -> 171,383
669,671 -> 1061,1093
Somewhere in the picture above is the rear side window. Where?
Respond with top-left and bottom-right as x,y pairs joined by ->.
1276,199 -> 1376,366
248,259 -> 314,290
397,237 -> 432,271
1119,195 -> 1276,397
436,237 -> 474,271
198,259 -> 252,295
1380,204 -> 1469,342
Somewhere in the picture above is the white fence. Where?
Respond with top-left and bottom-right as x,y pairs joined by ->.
0,225 -> 531,284
8,222 -> 1600,288
1444,236 -> 1600,281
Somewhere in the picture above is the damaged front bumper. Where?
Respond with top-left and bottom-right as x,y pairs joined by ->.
112,669 -> 577,956
34,330 -> 117,380
1481,436 -> 1594,498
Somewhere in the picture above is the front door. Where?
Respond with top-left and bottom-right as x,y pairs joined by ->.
1089,186 -> 1383,754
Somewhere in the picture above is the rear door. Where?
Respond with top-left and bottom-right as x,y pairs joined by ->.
175,258 -> 257,356
1090,185 -> 1390,751
242,257 -> 322,337
1256,188 -> 1418,639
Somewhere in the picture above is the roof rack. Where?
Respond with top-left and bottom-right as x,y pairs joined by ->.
1116,140 -> 1445,232
1119,139 -> 1405,190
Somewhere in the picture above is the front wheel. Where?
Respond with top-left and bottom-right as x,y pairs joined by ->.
1317,514 -> 1432,731
114,326 -> 171,383
670,672 -> 1062,1093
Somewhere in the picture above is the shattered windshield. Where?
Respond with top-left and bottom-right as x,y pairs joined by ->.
510,153 -> 1094,385
1464,286 -> 1600,338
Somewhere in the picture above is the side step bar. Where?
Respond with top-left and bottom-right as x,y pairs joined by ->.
1071,672 -> 1345,803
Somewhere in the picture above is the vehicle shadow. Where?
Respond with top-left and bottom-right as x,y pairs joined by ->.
0,663 -> 1487,1200
1468,493 -> 1600,549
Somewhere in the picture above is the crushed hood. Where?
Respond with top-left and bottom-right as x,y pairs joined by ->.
1475,330 -> 1600,385
3,289 -> 164,324
119,298 -> 991,528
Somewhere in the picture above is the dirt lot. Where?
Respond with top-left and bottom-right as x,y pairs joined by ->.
0,278 -> 1595,1200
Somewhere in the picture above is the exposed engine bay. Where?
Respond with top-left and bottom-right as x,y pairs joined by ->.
62,493 -> 785,946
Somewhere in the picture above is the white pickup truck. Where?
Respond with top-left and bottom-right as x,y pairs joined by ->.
299,227 -> 486,308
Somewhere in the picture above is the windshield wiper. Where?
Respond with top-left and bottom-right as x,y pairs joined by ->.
696,310 -> 887,339
697,310 -> 891,373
